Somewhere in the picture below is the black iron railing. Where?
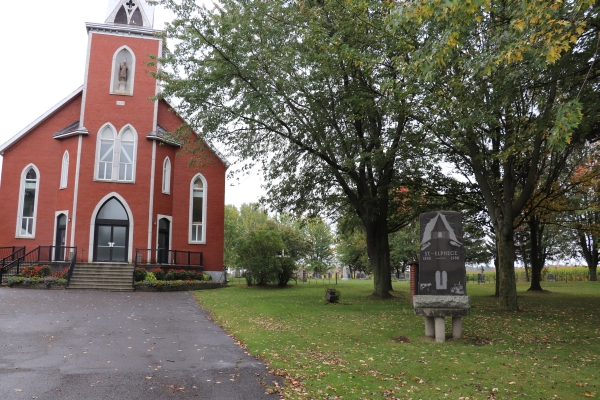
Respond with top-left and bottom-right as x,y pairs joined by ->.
0,246 -> 77,284
0,246 -> 26,262
0,247 -> 26,282
134,248 -> 203,268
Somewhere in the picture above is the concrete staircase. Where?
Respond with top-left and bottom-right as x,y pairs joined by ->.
68,263 -> 134,291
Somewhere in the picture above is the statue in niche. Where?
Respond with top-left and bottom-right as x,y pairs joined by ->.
118,59 -> 129,92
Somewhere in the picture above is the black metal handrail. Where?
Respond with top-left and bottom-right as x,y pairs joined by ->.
134,248 -> 203,268
0,246 -> 25,262
1,246 -> 77,283
0,247 -> 26,283
66,248 -> 78,286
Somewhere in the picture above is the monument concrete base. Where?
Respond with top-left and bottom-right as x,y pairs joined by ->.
414,295 -> 471,343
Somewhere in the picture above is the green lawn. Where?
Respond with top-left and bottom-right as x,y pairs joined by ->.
194,279 -> 600,399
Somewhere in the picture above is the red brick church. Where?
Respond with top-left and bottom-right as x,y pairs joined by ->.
0,0 -> 227,285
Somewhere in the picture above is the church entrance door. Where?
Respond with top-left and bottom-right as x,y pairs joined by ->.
94,198 -> 129,263
54,214 -> 67,261
157,218 -> 170,264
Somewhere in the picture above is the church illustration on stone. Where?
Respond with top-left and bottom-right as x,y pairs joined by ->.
0,0 -> 227,284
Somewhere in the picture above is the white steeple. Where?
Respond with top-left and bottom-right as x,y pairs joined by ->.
105,0 -> 155,28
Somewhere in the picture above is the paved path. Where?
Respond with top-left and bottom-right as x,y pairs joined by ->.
0,288 -> 282,399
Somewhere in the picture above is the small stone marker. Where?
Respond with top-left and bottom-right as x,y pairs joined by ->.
342,266 -> 349,280
477,273 -> 485,283
414,211 -> 471,343
547,273 -> 556,282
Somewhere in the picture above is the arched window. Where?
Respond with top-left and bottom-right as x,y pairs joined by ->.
96,125 -> 116,180
189,174 -> 207,243
118,127 -> 136,182
130,8 -> 143,26
162,157 -> 171,194
17,165 -> 40,237
110,47 -> 136,95
60,151 -> 69,189
114,6 -> 128,24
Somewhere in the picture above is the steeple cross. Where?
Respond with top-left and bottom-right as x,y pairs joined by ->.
126,0 -> 136,10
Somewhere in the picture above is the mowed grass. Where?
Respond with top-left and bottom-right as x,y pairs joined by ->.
194,279 -> 600,399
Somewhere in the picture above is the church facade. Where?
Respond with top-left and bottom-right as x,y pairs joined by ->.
0,0 -> 227,280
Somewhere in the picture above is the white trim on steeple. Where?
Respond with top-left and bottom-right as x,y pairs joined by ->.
105,0 -> 155,28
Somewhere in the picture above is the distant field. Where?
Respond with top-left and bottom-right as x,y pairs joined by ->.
467,266 -> 591,283
194,279 -> 599,399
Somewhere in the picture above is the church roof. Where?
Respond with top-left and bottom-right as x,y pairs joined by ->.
146,124 -> 182,147
0,86 -> 84,155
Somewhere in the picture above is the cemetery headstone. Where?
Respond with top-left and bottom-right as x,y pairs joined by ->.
418,211 -> 466,295
414,211 -> 471,343
547,273 -> 556,282
342,266 -> 349,280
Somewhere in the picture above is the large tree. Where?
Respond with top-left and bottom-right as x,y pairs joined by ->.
155,0 -> 430,297
403,0 -> 600,310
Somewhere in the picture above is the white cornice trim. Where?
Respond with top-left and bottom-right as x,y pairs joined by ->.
86,22 -> 160,37
0,86 -> 83,155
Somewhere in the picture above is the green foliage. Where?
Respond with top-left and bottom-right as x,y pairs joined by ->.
43,276 -> 67,288
22,265 -> 51,278
388,222 -> 420,273
155,0 -> 435,297
133,267 -> 148,282
6,276 -> 24,286
143,271 -> 158,283
396,0 -> 600,309
302,217 -> 335,275
237,227 -> 286,286
134,279 -> 215,289
163,269 -> 206,281
152,268 -> 166,281
225,203 -> 311,286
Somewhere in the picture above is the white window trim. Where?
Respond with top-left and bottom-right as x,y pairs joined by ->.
60,151 -> 69,189
189,173 -> 207,244
94,123 -> 117,182
94,123 -> 137,183
109,45 -> 136,96
16,164 -> 40,239
53,210 -> 70,260
88,192 -> 135,263
162,157 -> 171,194
116,124 -> 138,183
155,214 -> 173,263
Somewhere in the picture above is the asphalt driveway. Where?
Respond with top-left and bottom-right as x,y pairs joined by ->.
0,288 -> 282,399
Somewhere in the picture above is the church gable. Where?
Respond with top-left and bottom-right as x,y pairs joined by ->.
0,88 -> 83,155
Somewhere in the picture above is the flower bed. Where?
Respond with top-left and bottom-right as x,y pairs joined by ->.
6,276 -> 67,290
4,266 -> 68,290
133,270 -> 222,291
134,280 -> 222,291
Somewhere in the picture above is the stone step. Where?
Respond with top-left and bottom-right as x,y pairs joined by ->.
67,263 -> 134,292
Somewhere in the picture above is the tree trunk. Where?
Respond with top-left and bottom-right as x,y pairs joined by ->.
528,217 -> 544,291
497,227 -> 519,311
578,233 -> 598,282
494,255 -> 500,297
365,216 -> 393,298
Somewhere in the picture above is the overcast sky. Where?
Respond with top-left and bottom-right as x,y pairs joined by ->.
0,0 -> 263,208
